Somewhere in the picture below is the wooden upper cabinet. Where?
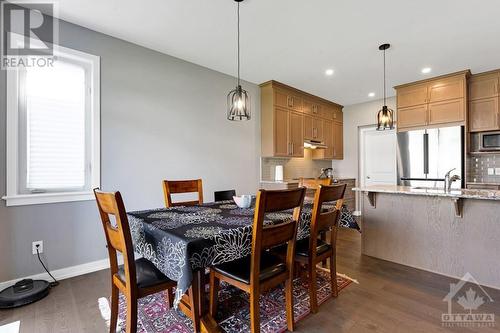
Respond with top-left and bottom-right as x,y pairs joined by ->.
398,104 -> 428,129
428,98 -> 464,125
333,122 -> 343,160
302,99 -> 313,115
469,72 -> 499,101
274,89 -> 289,109
469,97 -> 499,132
397,83 -> 428,108
289,112 -> 304,157
313,120 -> 334,160
304,115 -> 314,139
395,71 -> 469,131
332,107 -> 343,123
312,118 -> 324,141
288,94 -> 302,112
274,89 -> 302,112
260,80 -> 343,158
274,107 -> 290,157
428,77 -> 465,103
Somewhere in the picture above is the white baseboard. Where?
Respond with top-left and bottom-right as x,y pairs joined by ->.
0,257 -> 123,291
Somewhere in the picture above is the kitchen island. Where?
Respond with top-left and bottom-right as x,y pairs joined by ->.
354,185 -> 500,289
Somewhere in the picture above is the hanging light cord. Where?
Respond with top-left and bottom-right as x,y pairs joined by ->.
237,2 -> 240,87
383,47 -> 386,106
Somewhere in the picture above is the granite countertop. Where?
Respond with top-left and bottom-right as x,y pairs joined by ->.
260,179 -> 299,184
353,185 -> 500,201
261,177 -> 355,184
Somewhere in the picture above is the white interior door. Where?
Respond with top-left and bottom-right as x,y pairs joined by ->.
360,127 -> 397,187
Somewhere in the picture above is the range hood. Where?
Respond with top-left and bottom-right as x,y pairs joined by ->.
304,139 -> 328,150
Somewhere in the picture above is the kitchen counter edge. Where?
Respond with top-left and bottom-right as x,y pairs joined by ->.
353,185 -> 500,201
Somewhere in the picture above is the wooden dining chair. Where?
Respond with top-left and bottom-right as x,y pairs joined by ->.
214,189 -> 236,202
294,184 -> 346,314
93,189 -> 178,333
209,188 -> 306,333
163,179 -> 203,207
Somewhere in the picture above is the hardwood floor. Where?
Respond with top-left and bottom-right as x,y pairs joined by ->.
1,228 -> 499,332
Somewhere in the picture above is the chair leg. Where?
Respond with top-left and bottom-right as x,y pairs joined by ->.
110,284 -> 119,333
309,263 -> 318,314
285,277 -> 295,332
166,287 -> 174,308
125,294 -> 138,333
188,277 -> 201,333
250,289 -> 260,333
209,271 -> 219,317
330,254 -> 338,298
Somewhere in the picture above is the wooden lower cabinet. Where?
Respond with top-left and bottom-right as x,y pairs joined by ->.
469,97 -> 499,132
398,104 -> 428,130
335,178 -> 356,211
428,98 -> 464,125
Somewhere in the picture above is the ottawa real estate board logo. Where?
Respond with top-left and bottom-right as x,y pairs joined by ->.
1,0 -> 58,70
442,272 -> 495,327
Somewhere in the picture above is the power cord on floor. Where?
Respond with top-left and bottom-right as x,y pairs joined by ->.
36,247 -> 59,287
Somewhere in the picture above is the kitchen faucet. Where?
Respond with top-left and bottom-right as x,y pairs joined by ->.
444,168 -> 460,192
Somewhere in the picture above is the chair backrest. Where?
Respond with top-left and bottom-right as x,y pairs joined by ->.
309,184 -> 346,255
93,189 -> 137,288
299,178 -> 332,189
163,179 -> 203,207
250,187 -> 306,285
214,189 -> 236,202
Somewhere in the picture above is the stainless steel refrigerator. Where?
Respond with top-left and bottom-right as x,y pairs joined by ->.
397,126 -> 464,189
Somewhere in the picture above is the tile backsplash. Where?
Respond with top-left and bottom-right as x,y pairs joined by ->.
468,154 -> 500,183
261,150 -> 333,180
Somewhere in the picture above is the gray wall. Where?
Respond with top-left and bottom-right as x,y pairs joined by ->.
0,18 -> 261,282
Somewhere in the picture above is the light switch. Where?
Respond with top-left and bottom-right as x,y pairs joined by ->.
488,168 -> 495,175
496,168 -> 500,175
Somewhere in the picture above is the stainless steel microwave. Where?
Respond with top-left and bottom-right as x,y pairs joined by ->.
471,131 -> 500,152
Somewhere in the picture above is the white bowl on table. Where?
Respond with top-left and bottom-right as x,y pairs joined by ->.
233,195 -> 252,208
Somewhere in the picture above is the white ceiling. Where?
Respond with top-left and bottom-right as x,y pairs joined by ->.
54,0 -> 500,106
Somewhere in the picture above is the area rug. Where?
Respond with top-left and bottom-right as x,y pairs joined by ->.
98,269 -> 354,333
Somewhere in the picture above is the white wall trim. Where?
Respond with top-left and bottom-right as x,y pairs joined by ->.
0,256 -> 123,290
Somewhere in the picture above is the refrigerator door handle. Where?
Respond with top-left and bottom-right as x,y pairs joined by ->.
423,132 -> 429,175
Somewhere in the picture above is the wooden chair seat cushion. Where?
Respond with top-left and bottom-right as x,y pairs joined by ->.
295,238 -> 332,257
212,252 -> 286,284
117,258 -> 174,289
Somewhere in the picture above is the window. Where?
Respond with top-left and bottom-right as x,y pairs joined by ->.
3,45 -> 100,206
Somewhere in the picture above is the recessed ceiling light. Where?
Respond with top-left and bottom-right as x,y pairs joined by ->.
325,69 -> 334,76
421,67 -> 432,74
368,92 -> 376,98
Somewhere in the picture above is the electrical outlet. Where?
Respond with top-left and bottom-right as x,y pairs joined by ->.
496,168 -> 500,175
32,241 -> 43,255
488,168 -> 495,175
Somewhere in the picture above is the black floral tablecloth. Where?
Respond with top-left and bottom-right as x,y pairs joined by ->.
127,199 -> 359,307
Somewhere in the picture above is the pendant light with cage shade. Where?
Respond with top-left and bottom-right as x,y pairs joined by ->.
376,43 -> 394,130
227,0 -> 250,121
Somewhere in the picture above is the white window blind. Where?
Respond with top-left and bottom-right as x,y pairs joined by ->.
23,61 -> 88,191
3,44 -> 100,206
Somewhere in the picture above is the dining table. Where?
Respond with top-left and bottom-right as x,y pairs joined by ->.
127,198 -> 359,332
